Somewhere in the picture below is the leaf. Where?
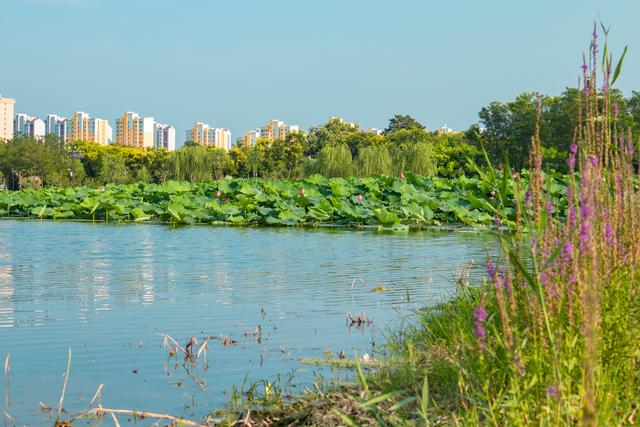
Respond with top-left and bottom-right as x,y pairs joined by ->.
611,45 -> 628,86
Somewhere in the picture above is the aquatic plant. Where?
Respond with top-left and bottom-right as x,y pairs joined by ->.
0,173 -> 568,229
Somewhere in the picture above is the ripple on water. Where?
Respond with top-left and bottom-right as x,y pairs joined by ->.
0,221 -> 495,425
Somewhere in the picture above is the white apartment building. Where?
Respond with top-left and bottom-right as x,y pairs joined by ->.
46,114 -> 68,142
14,113 -> 45,139
155,123 -> 176,151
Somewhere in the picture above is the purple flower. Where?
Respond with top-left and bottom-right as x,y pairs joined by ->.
605,223 -> 614,245
589,155 -> 599,166
546,201 -> 554,213
473,305 -> 488,349
612,102 -> 620,119
569,143 -> 578,154
524,191 -> 532,208
568,154 -> 576,169
569,207 -> 577,224
494,218 -> 502,227
486,260 -> 496,278
547,385 -> 559,398
562,241 -> 573,262
566,186 -> 572,198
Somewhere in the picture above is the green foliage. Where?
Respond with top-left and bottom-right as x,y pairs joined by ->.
314,144 -> 353,177
383,114 -> 425,134
355,145 -> 392,177
0,173 -> 559,228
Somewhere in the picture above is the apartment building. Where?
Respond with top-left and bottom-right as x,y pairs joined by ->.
14,113 -> 45,139
115,111 -> 155,149
0,97 -> 16,141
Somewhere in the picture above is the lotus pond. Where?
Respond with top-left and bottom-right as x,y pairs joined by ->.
0,174 -> 569,229
0,220 -> 496,425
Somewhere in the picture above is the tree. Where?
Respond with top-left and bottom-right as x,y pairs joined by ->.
383,114 -> 425,135
314,144 -> 353,177
355,145 -> 392,177
306,117 -> 360,156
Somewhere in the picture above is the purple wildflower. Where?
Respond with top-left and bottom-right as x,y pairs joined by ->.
562,241 -> 573,262
605,223 -> 614,245
486,260 -> 496,278
612,102 -> 620,119
546,201 -> 554,213
569,207 -> 577,225
583,86 -> 590,97
566,186 -> 572,198
569,143 -> 578,154
568,154 -> 576,169
547,385 -> 559,398
473,304 -> 488,349
524,191 -> 532,208
589,155 -> 599,166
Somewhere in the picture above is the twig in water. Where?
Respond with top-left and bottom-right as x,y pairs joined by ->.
56,348 -> 72,424
110,411 -> 121,427
83,407 -> 206,427
3,353 -> 10,408
157,333 -> 186,354
88,384 -> 104,407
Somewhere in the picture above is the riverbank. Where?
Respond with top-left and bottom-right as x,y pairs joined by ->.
210,285 -> 481,426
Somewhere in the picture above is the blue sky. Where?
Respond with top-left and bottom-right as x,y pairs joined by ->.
1,0 -> 638,144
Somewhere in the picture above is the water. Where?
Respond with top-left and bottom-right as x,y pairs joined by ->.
0,220 -> 494,425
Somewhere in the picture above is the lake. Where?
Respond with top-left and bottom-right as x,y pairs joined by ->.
0,220 -> 494,425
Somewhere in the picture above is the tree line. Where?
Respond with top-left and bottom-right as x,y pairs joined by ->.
1,88 -> 639,189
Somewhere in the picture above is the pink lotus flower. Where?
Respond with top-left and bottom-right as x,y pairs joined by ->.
357,194 -> 363,201
215,191 -> 221,197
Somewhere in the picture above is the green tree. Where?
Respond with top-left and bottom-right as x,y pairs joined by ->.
314,143 -> 353,177
306,117 -> 360,156
383,114 -> 425,134
355,145 -> 392,177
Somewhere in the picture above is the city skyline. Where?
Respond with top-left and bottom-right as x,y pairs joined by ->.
2,1 -> 639,147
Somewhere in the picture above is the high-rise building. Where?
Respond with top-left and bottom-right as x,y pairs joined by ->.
241,119 -> 299,147
45,114 -> 68,142
188,122 -> 231,151
0,97 -> 16,141
189,122 -> 216,146
155,123 -> 176,151
14,113 -> 45,139
259,119 -> 299,141
66,112 -> 112,144
67,111 -> 91,141
89,118 -> 113,145
241,128 -> 261,147
214,128 -> 232,151
115,112 -> 155,149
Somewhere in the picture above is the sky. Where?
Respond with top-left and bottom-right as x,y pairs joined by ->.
1,0 -> 639,145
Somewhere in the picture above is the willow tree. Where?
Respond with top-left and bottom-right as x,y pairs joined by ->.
393,143 -> 436,176
315,143 -> 352,177
355,145 -> 392,177
167,146 -> 232,182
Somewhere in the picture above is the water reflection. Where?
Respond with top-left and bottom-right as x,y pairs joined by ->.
0,221 -> 495,425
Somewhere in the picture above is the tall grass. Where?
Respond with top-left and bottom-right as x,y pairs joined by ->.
214,26 -> 638,426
